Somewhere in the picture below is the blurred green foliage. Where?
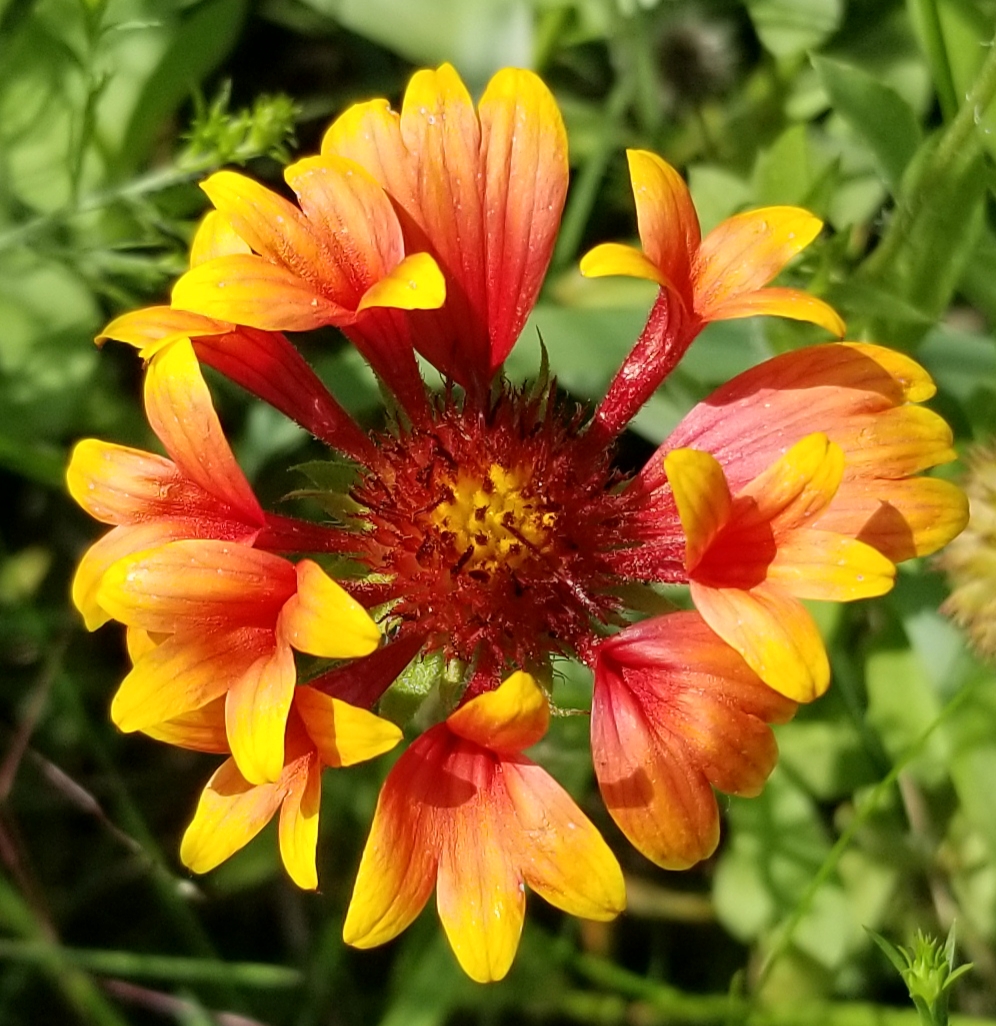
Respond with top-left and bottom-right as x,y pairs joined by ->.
3,0 -> 996,1023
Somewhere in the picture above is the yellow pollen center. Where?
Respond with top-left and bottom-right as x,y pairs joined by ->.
431,463 -> 556,573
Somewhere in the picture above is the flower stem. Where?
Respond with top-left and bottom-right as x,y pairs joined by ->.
908,0 -> 959,121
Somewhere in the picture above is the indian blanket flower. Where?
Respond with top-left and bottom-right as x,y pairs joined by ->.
344,671 -> 625,982
137,681 -> 401,889
71,63 -> 968,981
68,338 -> 381,783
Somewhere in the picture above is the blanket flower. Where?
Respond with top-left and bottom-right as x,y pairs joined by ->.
76,62 -> 967,980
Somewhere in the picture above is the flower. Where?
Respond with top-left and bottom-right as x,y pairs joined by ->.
580,149 -> 844,337
622,343 -> 967,699
665,433 -> 895,700
578,150 -> 845,445
98,216 -> 378,462
591,611 -> 796,869
74,63 -> 968,981
343,671 -> 625,983
321,63 -> 568,396
68,337 -> 380,783
145,684 -> 402,889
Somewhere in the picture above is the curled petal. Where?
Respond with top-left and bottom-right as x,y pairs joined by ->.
97,540 -> 296,634
172,255 -> 353,331
144,339 -> 264,521
278,751 -> 322,890
579,243 -> 666,285
663,448 -> 732,571
690,581 -> 830,702
705,286 -> 845,337
357,252 -> 446,312
280,559 -> 381,659
111,627 -> 273,732
225,640 -> 296,785
447,670 -> 549,752
189,210 -> 251,267
626,149 -> 700,299
294,687 -> 402,767
180,757 -> 284,874
694,206 -> 823,315
504,759 -> 625,919
97,305 -> 230,350
736,433 -> 843,530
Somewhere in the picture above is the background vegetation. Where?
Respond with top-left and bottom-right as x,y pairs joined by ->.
2,0 -> 996,1022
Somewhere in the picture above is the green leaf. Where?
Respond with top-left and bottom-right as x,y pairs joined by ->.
812,54 -> 922,192
745,0 -> 843,58
296,0 -> 532,86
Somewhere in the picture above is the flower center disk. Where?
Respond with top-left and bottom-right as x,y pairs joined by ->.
351,386 -> 642,670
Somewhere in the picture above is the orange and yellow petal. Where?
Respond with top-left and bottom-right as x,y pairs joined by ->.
818,475 -> 969,562
111,626 -> 274,732
736,433 -> 844,530
343,734 -> 441,949
144,339 -> 264,520
503,758 -> 625,919
693,205 -> 823,316
690,580 -> 830,702
767,530 -> 895,601
652,344 -> 949,499
277,751 -> 322,890
141,696 -> 229,753
663,447 -> 732,571
97,540 -> 296,635
225,640 -> 297,785
198,170 -> 326,273
626,149 -> 700,298
189,210 -> 251,267
592,654 -> 721,868
279,559 -> 381,659
96,305 -> 229,350
447,670 -> 549,753
398,65 -> 486,315
828,405 -> 957,479
293,687 -> 401,767
592,612 -> 794,868
704,286 -> 845,337
180,757 -> 285,874
284,155 -> 412,298
356,252 -> 446,313
68,440 -> 180,525
321,99 -> 415,212
172,254 -> 353,331
435,786 -> 523,983
579,243 -> 667,285
478,67 -> 568,366
72,522 -> 202,631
